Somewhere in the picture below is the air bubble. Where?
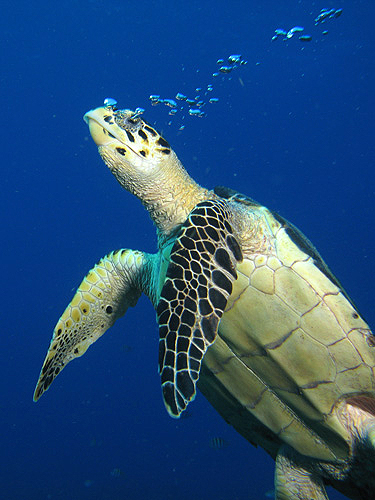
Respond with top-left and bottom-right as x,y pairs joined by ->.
104,98 -> 117,108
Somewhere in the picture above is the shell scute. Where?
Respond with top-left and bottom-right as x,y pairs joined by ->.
274,228 -> 308,266
335,363 -> 374,395
347,329 -> 375,367
292,259 -> 340,297
300,301 -> 346,344
270,327 -> 336,387
328,338 -> 363,372
232,278 -> 301,345
266,255 -> 282,271
276,389 -> 322,421
225,267 -> 250,312
274,266 -> 320,315
301,381 -> 341,416
324,293 -> 367,333
251,265 -> 275,295
254,255 -> 267,267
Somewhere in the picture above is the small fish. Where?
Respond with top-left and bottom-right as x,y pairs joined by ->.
334,8 -> 343,18
287,26 -> 304,38
315,8 -> 342,24
209,437 -> 229,449
274,28 -> 287,36
121,343 -> 132,353
219,65 -> 233,74
299,35 -> 312,42
315,8 -> 335,24
188,109 -> 205,117
110,468 -> 122,478
265,489 -> 275,498
149,95 -> 163,106
89,437 -> 103,447
163,99 -> 177,108
291,26 -> 304,32
272,29 -> 287,41
148,53 -> 247,126
228,54 -> 242,64
149,94 -> 160,102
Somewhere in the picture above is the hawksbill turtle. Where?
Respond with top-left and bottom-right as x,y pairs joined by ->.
34,101 -> 375,500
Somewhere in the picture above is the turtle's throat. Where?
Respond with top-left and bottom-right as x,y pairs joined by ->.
100,148 -> 211,241
140,152 -> 211,241
142,164 -> 211,243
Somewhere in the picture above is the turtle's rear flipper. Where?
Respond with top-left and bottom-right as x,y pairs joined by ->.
33,249 -> 150,401
275,445 -> 329,500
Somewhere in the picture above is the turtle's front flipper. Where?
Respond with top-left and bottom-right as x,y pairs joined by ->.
34,249 -> 151,401
157,199 -> 243,417
275,445 -> 329,500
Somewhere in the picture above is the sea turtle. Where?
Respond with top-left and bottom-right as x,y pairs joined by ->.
34,101 -> 375,500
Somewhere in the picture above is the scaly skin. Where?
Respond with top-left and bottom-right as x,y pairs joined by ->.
34,249 -> 154,401
85,107 -> 211,240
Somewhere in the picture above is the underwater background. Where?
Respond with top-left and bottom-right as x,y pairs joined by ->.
1,1 -> 374,499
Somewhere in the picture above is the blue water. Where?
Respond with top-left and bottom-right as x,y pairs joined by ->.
1,1 -> 374,499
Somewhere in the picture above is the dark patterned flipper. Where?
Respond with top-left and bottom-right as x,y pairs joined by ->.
157,199 -> 243,417
34,249 -> 148,401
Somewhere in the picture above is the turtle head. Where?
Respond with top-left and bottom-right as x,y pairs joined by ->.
84,103 -> 174,190
84,101 -> 209,236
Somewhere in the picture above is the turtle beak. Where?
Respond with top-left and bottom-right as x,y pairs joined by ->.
84,108 -> 117,147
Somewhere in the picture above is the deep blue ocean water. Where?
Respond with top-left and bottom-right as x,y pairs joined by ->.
1,1 -> 374,499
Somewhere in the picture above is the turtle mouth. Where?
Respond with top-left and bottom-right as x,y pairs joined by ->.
84,108 -> 144,159
84,110 -> 120,145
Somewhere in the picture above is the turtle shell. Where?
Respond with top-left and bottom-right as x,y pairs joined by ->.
197,189 -> 375,462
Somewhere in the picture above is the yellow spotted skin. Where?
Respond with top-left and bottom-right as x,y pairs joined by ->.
33,249 -> 151,401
